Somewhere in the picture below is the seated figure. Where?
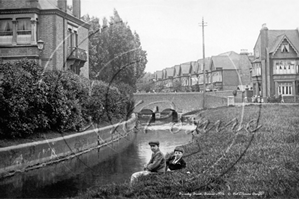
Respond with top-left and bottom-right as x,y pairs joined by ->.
166,146 -> 186,171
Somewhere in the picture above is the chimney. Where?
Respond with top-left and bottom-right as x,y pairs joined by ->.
260,23 -> 268,60
57,0 -> 67,12
240,49 -> 249,55
73,0 -> 81,18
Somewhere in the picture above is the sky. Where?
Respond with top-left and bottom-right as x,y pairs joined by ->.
81,0 -> 299,73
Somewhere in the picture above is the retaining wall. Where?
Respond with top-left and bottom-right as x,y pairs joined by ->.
0,114 -> 137,178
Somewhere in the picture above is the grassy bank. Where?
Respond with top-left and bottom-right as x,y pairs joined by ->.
74,104 -> 299,199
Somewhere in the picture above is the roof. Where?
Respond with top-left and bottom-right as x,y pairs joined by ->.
155,71 -> 163,80
268,30 -> 299,54
174,65 -> 181,77
38,0 -> 58,9
197,58 -> 211,72
190,61 -> 199,74
180,62 -> 191,75
211,51 -> 240,70
165,67 -> 175,78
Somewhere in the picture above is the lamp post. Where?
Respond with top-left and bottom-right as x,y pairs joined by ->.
37,39 -> 44,66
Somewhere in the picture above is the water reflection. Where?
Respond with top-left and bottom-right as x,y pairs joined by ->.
0,124 -> 193,198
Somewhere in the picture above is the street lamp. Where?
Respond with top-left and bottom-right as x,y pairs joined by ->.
37,39 -> 44,66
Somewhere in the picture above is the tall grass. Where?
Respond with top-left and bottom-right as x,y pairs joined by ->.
75,105 -> 299,199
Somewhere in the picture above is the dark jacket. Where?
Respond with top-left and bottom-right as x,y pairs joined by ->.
146,150 -> 165,173
166,155 -> 186,171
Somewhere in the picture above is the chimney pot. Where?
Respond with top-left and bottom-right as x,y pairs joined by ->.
261,23 -> 268,29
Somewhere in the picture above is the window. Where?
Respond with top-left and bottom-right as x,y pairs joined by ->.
278,83 -> 292,96
252,63 -> 261,76
198,74 -> 203,84
0,19 -> 13,44
0,19 -> 13,36
281,44 -> 290,53
17,18 -> 31,44
67,25 -> 78,57
212,71 -> 222,83
273,60 -> 299,74
0,15 -> 37,46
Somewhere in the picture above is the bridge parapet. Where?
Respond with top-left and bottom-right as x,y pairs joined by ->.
134,92 -> 227,113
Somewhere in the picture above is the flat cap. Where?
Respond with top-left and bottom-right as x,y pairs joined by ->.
148,141 -> 160,146
174,146 -> 184,153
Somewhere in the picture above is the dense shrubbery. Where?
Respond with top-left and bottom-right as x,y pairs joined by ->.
0,60 -> 134,139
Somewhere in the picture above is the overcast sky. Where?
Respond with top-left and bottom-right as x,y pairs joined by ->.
81,0 -> 299,73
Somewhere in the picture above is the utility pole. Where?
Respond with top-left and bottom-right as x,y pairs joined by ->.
199,17 -> 207,109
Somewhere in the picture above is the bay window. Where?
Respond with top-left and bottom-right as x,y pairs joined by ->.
0,14 -> 37,46
273,60 -> 299,74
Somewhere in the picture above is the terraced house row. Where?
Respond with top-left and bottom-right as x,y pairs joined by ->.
153,25 -> 299,102
154,50 -> 253,92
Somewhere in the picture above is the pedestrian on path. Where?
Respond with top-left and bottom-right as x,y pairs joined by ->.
130,141 -> 165,186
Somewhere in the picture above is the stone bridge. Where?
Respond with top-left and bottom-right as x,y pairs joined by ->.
133,92 -> 228,114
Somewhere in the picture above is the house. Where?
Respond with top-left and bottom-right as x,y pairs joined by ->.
0,0 -> 90,78
252,24 -> 299,102
209,51 -> 252,91
180,62 -> 192,89
190,61 -> 199,88
197,57 -> 211,91
164,67 -> 175,89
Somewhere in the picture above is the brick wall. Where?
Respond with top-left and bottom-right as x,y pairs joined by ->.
39,14 -> 56,70
78,25 -> 89,78
0,46 -> 39,59
54,15 -> 65,71
223,70 -> 239,90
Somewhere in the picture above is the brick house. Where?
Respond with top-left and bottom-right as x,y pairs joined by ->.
0,0 -> 90,78
205,51 -> 252,91
252,25 -> 299,102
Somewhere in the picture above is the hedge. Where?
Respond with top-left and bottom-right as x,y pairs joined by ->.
0,59 -> 134,139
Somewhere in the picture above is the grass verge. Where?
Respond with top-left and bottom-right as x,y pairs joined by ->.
74,104 -> 299,199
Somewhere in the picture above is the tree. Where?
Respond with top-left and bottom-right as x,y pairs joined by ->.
85,9 -> 147,89
173,79 -> 183,92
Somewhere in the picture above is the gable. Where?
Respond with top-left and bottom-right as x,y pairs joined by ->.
272,38 -> 298,58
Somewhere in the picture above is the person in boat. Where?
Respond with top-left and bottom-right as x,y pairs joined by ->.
130,141 -> 165,186
166,146 -> 186,171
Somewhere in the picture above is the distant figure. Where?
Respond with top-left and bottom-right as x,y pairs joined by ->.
130,141 -> 165,186
166,146 -> 186,171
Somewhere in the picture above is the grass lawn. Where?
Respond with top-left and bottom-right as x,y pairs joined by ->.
74,104 -> 299,199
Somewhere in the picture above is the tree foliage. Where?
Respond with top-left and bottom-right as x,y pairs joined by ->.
84,9 -> 147,89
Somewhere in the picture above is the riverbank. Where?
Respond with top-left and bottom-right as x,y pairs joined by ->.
74,104 -> 299,199
0,115 -> 137,179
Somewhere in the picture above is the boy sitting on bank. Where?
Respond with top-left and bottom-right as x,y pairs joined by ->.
130,141 -> 165,186
166,146 -> 186,171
